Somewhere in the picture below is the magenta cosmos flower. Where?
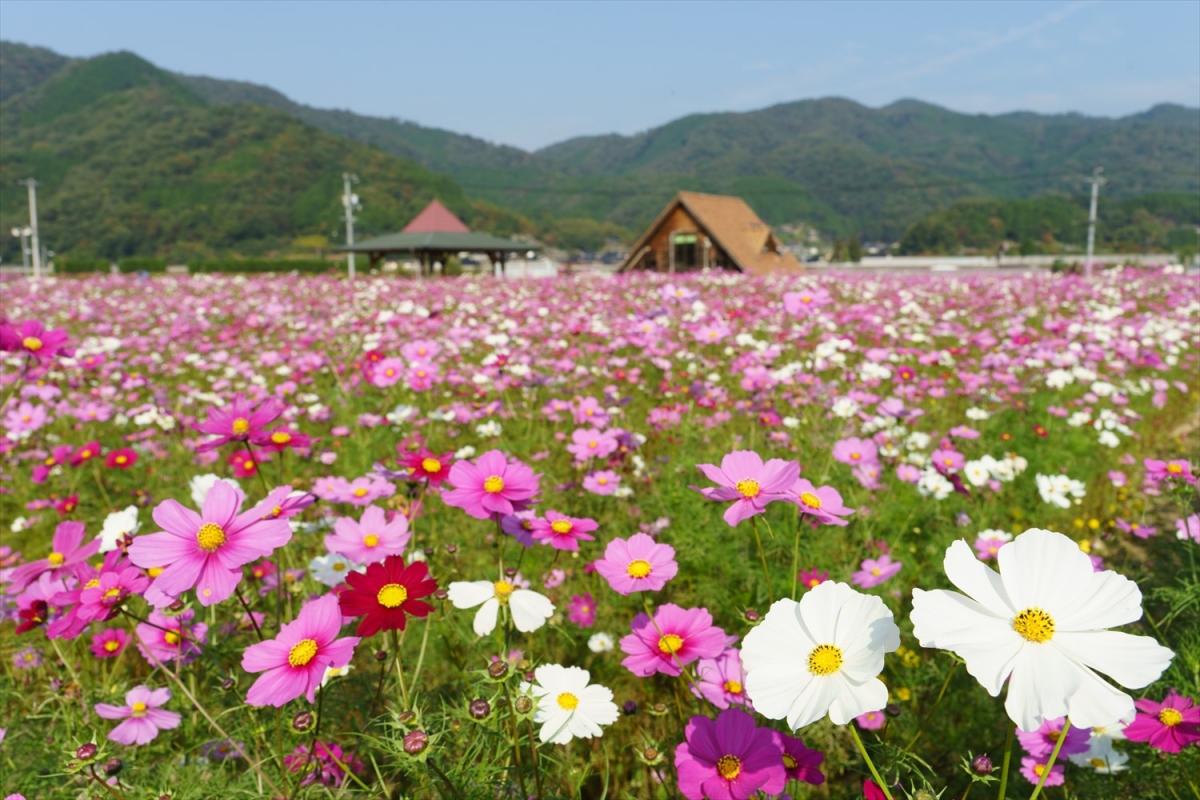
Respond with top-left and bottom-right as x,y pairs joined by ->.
6,521 -> 98,594
1016,716 -> 1090,759
621,603 -> 727,677
583,469 -> 620,495
1123,691 -> 1200,753
774,731 -> 825,785
529,511 -> 597,552
791,478 -> 853,527
674,709 -> 786,800
2,319 -> 73,364
697,451 -> 799,527
194,396 -> 284,453
852,554 -> 902,589
594,533 -> 678,595
128,479 -> 292,607
324,505 -> 410,564
135,609 -> 207,666
567,427 -> 618,462
95,686 -> 180,746
442,449 -> 539,519
241,594 -> 360,707
693,648 -> 751,710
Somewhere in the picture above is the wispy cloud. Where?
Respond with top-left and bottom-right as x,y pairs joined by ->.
855,0 -> 1094,91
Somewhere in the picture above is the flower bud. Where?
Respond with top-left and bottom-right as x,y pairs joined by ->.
75,742 -> 98,761
103,757 -> 123,777
971,754 -> 993,775
514,695 -> 534,715
374,650 -> 388,663
622,700 -> 638,715
444,544 -> 458,555
291,711 -> 315,733
487,660 -> 509,679
468,699 -> 490,720
403,730 -> 428,755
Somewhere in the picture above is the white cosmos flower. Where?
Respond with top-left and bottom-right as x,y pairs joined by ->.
587,632 -> 615,653
448,578 -> 554,636
741,581 -> 900,729
97,505 -> 140,552
309,553 -> 362,587
910,528 -> 1173,731
1068,735 -> 1129,773
524,664 -> 619,744
190,473 -> 240,507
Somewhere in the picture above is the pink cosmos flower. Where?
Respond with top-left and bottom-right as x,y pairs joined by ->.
774,732 -> 825,785
1019,756 -> 1064,787
696,451 -> 800,527
1144,458 -> 1196,485
972,530 -> 1012,561
674,709 -> 786,800
567,593 -> 597,628
401,339 -> 440,362
129,479 -> 292,607
529,511 -> 597,551
693,648 -> 751,710
6,521 -> 99,595
852,554 -> 902,588
370,357 -> 405,387
324,505 -> 410,564
583,470 -> 620,496
783,288 -> 831,315
500,510 -> 538,547
95,686 -> 180,745
797,568 -> 829,591
1176,514 -> 1200,544
135,609 -> 208,666
1123,691 -> 1200,753
241,594 -> 360,707
1016,717 -> 1089,759
594,533 -> 678,595
567,428 -> 618,462
3,401 -> 46,434
571,396 -> 609,427
620,603 -> 727,677
442,450 -> 539,519
194,396 -> 284,453
931,448 -> 965,473
71,564 -> 150,631
2,320 -> 73,364
791,478 -> 854,527
90,628 -> 130,659
855,710 -> 887,730
70,441 -> 102,466
338,475 -> 396,506
832,437 -> 877,467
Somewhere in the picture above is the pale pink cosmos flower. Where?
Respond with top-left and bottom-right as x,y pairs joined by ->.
783,287 -> 831,314
594,533 -> 678,595
442,450 -> 539,519
696,451 -> 800,527
567,428 -> 618,462
370,357 -> 405,387
324,505 -> 410,564
791,479 -> 854,527
95,686 -> 180,745
6,521 -> 99,595
583,470 -> 620,496
529,511 -> 597,552
693,648 -> 752,710
128,479 -> 292,607
1177,514 -> 1200,543
135,609 -> 208,666
620,603 -> 728,677
852,554 -> 902,588
832,437 -> 877,467
242,594 -> 360,707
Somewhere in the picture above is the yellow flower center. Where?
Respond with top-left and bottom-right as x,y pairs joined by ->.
196,522 -> 227,553
550,519 -> 573,535
783,753 -> 798,769
376,583 -> 408,608
807,643 -> 843,675
850,452 -> 861,460
84,578 -> 101,589
130,701 -> 148,717
353,487 -> 369,498
164,631 -> 181,645
723,680 -> 743,695
104,640 -> 120,652
332,562 -> 347,572
1033,764 -> 1047,778
147,566 -> 164,578
627,559 -> 652,578
556,692 -> 579,710
493,580 -> 515,603
47,551 -> 66,566
597,477 -> 608,485
270,431 -> 291,445
115,455 -> 128,464
231,417 -> 250,435
1012,607 -> 1055,643
363,533 -> 380,548
1159,708 -> 1183,727
80,449 -> 93,459
716,754 -> 742,780
658,633 -> 684,655
288,638 -> 319,667
799,492 -> 822,509
1167,463 -> 1182,474
104,587 -> 122,600
1089,757 -> 1106,768
421,457 -> 442,473
22,336 -> 43,352
483,475 -> 505,494
588,440 -> 598,449
735,479 -> 761,498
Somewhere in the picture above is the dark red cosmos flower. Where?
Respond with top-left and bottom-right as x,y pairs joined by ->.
105,448 -> 138,469
402,450 -> 453,486
16,600 -> 48,634
337,556 -> 437,637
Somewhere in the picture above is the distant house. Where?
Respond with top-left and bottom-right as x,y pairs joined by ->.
619,191 -> 802,274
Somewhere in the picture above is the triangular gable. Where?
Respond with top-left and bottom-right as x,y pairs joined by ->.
402,199 -> 471,233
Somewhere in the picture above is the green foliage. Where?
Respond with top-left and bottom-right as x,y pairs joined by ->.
55,255 -> 110,273
189,258 -> 332,273
117,256 -> 167,272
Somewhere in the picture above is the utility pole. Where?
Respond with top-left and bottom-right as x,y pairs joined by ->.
22,179 -> 42,279
1084,166 -> 1105,278
342,173 -> 358,280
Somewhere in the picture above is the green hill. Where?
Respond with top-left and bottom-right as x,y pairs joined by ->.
0,48 -> 531,260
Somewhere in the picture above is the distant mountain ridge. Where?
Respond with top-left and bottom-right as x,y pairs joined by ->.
1,39 -> 1197,257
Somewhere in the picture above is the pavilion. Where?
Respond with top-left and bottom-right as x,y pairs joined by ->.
338,199 -> 539,276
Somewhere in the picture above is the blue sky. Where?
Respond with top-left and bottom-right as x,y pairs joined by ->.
2,0 -> 1197,150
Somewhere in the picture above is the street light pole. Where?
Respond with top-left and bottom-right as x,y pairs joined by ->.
22,179 -> 42,279
342,173 -> 358,280
1084,167 -> 1105,279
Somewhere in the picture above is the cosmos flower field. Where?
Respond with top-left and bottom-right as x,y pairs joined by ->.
1,268 -> 1198,800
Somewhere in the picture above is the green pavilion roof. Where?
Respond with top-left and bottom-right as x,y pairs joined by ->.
338,231 -> 540,254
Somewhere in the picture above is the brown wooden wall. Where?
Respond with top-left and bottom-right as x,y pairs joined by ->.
628,206 -> 735,272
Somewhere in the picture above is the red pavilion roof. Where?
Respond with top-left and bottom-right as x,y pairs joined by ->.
402,199 -> 470,233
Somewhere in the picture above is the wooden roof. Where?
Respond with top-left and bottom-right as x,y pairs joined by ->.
620,191 -> 802,275
402,199 -> 470,234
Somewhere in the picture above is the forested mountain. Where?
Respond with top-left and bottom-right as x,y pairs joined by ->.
1,40 -> 1197,259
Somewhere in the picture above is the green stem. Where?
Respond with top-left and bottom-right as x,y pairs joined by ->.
750,517 -> 773,597
408,614 -> 433,697
390,629 -> 410,708
1028,720 -> 1070,800
289,684 -> 326,800
996,724 -> 1014,800
790,524 -> 801,598
848,724 -> 894,800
